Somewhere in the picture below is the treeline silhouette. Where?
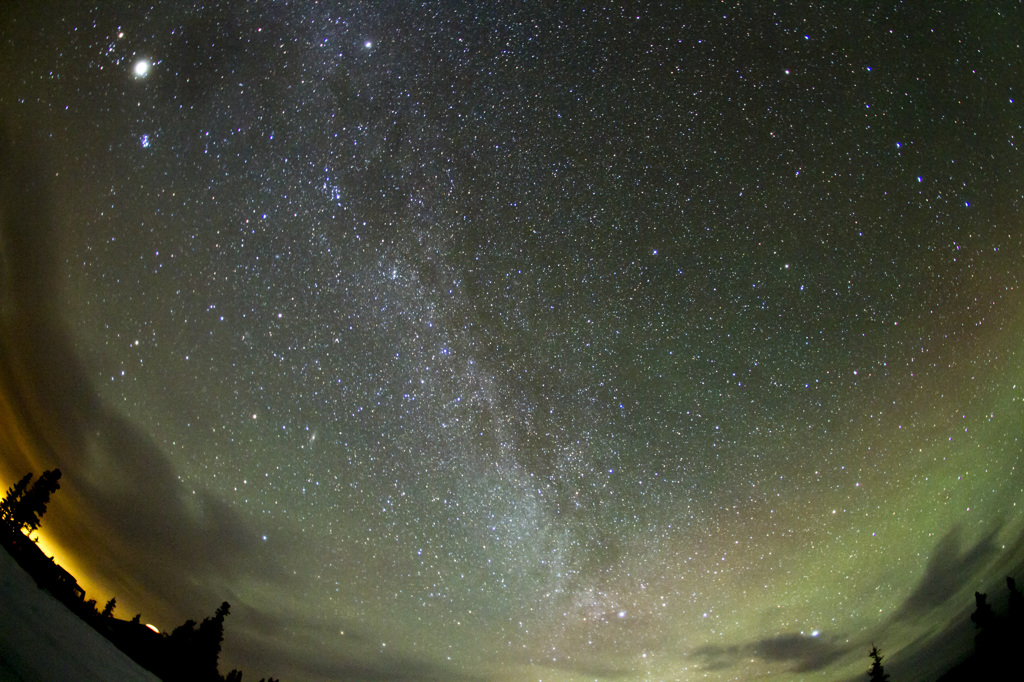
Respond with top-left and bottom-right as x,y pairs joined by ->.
865,573 -> 1024,681
934,576 -> 1024,680
1,469 -> 277,682
16,466 -> 1023,681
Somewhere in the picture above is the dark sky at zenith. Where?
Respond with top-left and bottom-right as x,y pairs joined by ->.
1,3 -> 1023,680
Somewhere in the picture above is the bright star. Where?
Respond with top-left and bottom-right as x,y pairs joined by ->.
133,59 -> 150,78
364,40 -> 373,49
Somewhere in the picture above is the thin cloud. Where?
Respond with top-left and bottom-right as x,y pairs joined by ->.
890,524 -> 1001,624
691,631 -> 851,674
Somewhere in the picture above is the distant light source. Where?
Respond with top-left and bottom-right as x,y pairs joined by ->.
145,623 -> 160,633
134,59 -> 150,77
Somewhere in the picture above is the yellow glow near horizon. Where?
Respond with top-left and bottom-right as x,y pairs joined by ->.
23,529 -> 99,596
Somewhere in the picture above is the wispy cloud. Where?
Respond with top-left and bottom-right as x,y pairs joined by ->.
691,631 -> 851,674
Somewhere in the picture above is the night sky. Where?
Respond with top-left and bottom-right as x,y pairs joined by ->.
2,3 -> 1023,680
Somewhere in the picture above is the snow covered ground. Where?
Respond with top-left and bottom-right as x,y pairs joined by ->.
0,547 -> 158,681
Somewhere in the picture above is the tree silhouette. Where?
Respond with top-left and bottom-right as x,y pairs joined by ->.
969,590 -> 996,662
161,602 -> 233,681
971,591 -> 995,630
0,472 -> 33,529
1007,577 -> 1024,623
867,645 -> 890,681
195,601 -> 231,678
102,597 -> 117,618
164,618 -> 199,680
6,469 -> 62,534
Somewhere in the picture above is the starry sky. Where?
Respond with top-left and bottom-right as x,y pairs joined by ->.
1,2 -> 1023,680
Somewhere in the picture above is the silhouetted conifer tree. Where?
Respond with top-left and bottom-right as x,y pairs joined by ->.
195,601 -> 230,679
1008,577 -> 1024,622
0,472 -> 33,529
971,592 -> 995,630
970,590 -> 998,665
102,597 -> 117,618
867,645 -> 890,681
162,602 -> 233,681
163,618 -> 199,680
10,468 -> 61,533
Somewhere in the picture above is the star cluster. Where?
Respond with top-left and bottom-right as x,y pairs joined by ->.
1,3 -> 1023,680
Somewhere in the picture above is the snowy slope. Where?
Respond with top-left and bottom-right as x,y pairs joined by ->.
0,547 -> 158,682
